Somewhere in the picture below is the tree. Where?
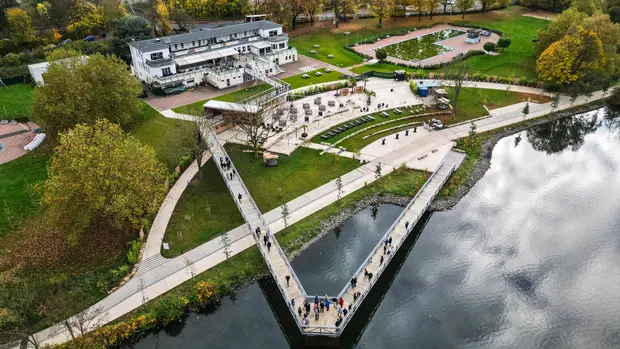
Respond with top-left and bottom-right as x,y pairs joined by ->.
221,231 -> 232,259
440,0 -> 450,13
411,0 -> 425,20
36,1 -> 52,27
0,0 -> 18,29
454,0 -> 474,18
571,0 -> 603,14
392,0 -> 410,18
607,0 -> 620,23
497,37 -> 511,50
5,8 -> 37,48
171,7 -> 192,32
222,97 -> 289,157
427,0 -> 439,19
375,47 -> 388,60
305,0 -> 323,25
33,53 -> 143,141
281,203 -> 290,228
330,0 -> 357,27
369,0 -> 393,26
99,0 -> 126,31
335,176 -> 344,200
286,0 -> 305,29
550,93 -> 561,112
536,28 -> 606,86
169,116 -> 212,180
67,1 -> 104,36
41,119 -> 168,243
534,8 -> 587,55
374,162 -> 382,179
154,0 -> 171,35
483,41 -> 496,52
581,12 -> 620,75
522,102 -> 530,119
116,15 -> 155,41
43,289 -> 107,341
479,0 -> 497,12
448,63 -> 469,120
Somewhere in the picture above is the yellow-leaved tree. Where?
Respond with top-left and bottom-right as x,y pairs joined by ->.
67,1 -> 105,36
536,27 -> 606,85
155,0 -> 172,35
42,119 -> 168,244
369,0 -> 394,27
5,7 -> 37,47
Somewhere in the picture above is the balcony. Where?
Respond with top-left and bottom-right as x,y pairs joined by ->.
145,57 -> 174,68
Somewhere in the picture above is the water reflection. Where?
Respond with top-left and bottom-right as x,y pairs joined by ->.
129,108 -> 620,349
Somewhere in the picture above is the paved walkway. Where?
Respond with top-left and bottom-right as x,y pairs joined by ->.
18,83 -> 614,348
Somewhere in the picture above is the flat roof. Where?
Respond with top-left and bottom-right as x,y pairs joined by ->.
174,48 -> 240,66
251,41 -> 271,49
204,100 -> 259,113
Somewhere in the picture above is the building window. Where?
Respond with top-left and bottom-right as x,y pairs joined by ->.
192,41 -> 195,46
174,44 -> 178,50
279,43 -> 285,49
180,43 -> 184,49
269,30 -> 277,37
150,52 -> 163,60
162,67 -> 172,76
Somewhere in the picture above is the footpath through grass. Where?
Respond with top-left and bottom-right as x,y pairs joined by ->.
0,83 -> 35,118
447,87 -> 551,120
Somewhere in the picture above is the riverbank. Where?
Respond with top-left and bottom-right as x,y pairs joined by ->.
431,99 -> 610,211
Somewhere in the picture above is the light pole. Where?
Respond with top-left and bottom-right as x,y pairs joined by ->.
344,32 -> 350,48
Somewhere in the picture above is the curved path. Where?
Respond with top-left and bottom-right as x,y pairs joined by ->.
14,82 -> 613,348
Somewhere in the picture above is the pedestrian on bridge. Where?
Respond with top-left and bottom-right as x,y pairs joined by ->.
315,295 -> 319,304
343,307 -> 348,317
286,275 -> 291,287
298,306 -> 302,317
405,221 -> 409,230
339,297 -> 344,308
380,255 -> 384,265
267,241 -> 272,252
364,268 -> 369,279
388,236 -> 393,246
350,277 -> 357,288
320,301 -> 325,313
232,168 -> 236,176
238,193 -> 242,203
263,234 -> 268,246
383,244 -> 387,255
325,298 -> 331,311
291,298 -> 295,308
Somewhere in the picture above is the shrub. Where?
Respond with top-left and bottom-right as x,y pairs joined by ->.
497,37 -> 511,50
151,296 -> 188,324
126,239 -> 142,265
375,48 -> 388,60
409,80 -> 418,95
195,281 -> 218,304
483,42 -> 496,52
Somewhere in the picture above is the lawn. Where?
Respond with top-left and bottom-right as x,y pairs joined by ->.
171,83 -> 270,116
383,29 -> 465,61
292,6 -> 547,78
447,87 -> 550,120
130,101 -> 190,171
162,159 -> 244,257
283,69 -> 347,89
227,143 -> 360,213
0,83 -> 35,118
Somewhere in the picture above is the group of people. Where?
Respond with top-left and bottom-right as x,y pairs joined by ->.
294,295 -> 352,327
255,227 -> 272,252
219,156 -> 231,170
380,127 -> 417,145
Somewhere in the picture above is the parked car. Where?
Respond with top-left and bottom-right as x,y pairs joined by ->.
84,35 -> 96,42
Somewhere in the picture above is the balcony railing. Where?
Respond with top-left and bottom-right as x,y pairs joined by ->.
145,57 -> 174,67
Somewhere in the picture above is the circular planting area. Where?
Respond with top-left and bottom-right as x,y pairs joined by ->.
352,24 -> 500,67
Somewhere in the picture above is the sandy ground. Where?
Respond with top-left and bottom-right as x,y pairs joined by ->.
352,24 -> 500,66
522,11 -> 557,20
0,122 -> 39,164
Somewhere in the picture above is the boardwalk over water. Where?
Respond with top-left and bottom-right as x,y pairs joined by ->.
205,124 -> 464,337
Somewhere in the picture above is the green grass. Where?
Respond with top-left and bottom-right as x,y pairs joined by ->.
283,69 -> 347,89
293,6 -> 547,78
0,150 -> 49,237
162,159 -> 244,257
226,144 -> 361,213
383,29 -> 464,61
130,102 -> 190,171
0,83 -> 35,118
171,84 -> 270,116
340,119 -> 425,153
351,62 -> 417,75
278,166 -> 428,252
448,87 -> 550,120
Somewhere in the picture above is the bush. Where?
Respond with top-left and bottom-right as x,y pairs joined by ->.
483,42 -> 496,52
127,239 -> 142,265
409,80 -> 418,94
497,37 -> 511,50
151,296 -> 188,324
195,281 -> 218,304
375,48 -> 388,60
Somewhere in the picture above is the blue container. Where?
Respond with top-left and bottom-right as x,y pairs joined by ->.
418,86 -> 429,97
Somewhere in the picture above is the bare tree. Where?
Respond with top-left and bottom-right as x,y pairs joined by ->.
448,64 -> 470,121
169,114 -> 212,180
45,292 -> 107,342
281,203 -> 290,228
222,97 -> 289,157
375,163 -> 382,180
70,305 -> 108,338
221,232 -> 232,259
184,256 -> 196,279
336,177 -> 344,200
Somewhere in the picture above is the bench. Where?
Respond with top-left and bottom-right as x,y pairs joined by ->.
366,115 -> 375,121
394,108 -> 403,114
381,111 -> 390,118
321,134 -> 330,140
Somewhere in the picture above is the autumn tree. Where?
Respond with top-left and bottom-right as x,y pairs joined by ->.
581,12 -> 620,75
571,0 -> 604,14
99,0 -> 127,31
479,0 -> 497,12
36,1 -> 52,28
5,8 -> 37,48
427,0 -> 439,18
168,116 -> 212,180
154,0 -> 171,35
116,15 -> 155,41
534,8 -> 587,55
285,0 -> 305,29
411,0 -> 426,20
41,119 -> 168,243
455,0 -> 474,16
392,0 -> 410,18
170,7 -> 192,31
33,53 -> 143,141
536,28 -> 606,86
448,63 -> 470,120
369,0 -> 393,26
330,0 -> 357,27
305,0 -> 323,25
67,1 -> 105,36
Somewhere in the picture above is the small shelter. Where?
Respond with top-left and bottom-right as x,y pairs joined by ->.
263,152 -> 279,166
466,29 -> 483,44
433,88 -> 449,101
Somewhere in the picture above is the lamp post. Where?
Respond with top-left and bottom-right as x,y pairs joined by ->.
344,32 -> 350,48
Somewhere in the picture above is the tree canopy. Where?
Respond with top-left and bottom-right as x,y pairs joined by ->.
116,15 -> 155,41
42,119 -> 168,243
33,53 -> 143,141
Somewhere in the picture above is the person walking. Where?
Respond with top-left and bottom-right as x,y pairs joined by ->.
380,255 -> 384,265
338,306 -> 343,318
286,275 -> 291,287
314,295 -> 319,304
320,301 -> 325,313
325,298 -> 331,311
383,244 -> 387,254
395,133 -> 399,140
298,306 -> 302,317
343,307 -> 348,317
267,241 -> 272,252
238,193 -> 242,203
353,292 -> 358,302
382,138 -> 386,145
263,234 -> 268,246
388,236 -> 393,246
405,221 -> 409,229
405,130 -> 409,136
364,268 -> 369,279
368,272 -> 373,281
291,298 -> 295,308
339,297 -> 344,308
305,301 -> 311,314
232,168 -> 236,176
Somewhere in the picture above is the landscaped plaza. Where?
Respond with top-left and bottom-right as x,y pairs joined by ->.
0,2 -> 619,348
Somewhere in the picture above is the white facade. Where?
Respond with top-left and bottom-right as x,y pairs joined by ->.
128,20 -> 297,92
27,56 -> 88,86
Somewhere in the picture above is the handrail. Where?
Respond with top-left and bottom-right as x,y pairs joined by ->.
336,162 -> 456,332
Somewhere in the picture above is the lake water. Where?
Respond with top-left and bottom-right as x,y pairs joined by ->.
129,107 -> 620,349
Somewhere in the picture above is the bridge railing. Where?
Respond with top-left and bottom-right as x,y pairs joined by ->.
334,161 -> 457,333
203,124 -> 307,328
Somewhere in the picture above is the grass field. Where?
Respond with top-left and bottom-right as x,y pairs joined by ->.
298,6 -> 547,78
283,69 -> 347,89
162,159 -> 244,257
0,83 -> 35,118
448,87 -> 551,120
171,84 -> 270,116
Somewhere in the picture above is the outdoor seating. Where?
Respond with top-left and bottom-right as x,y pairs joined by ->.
304,109 -> 312,115
394,109 -> 403,114
319,105 -> 326,111
381,111 -> 390,117
321,134 -> 329,139
367,115 -> 375,121
0,120 -> 8,125
303,103 -> 310,109
328,100 -> 336,107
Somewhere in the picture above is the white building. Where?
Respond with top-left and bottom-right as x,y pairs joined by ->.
129,20 -> 297,94
27,56 -> 89,86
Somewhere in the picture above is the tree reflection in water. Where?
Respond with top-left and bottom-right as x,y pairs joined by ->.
526,111 -> 601,154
